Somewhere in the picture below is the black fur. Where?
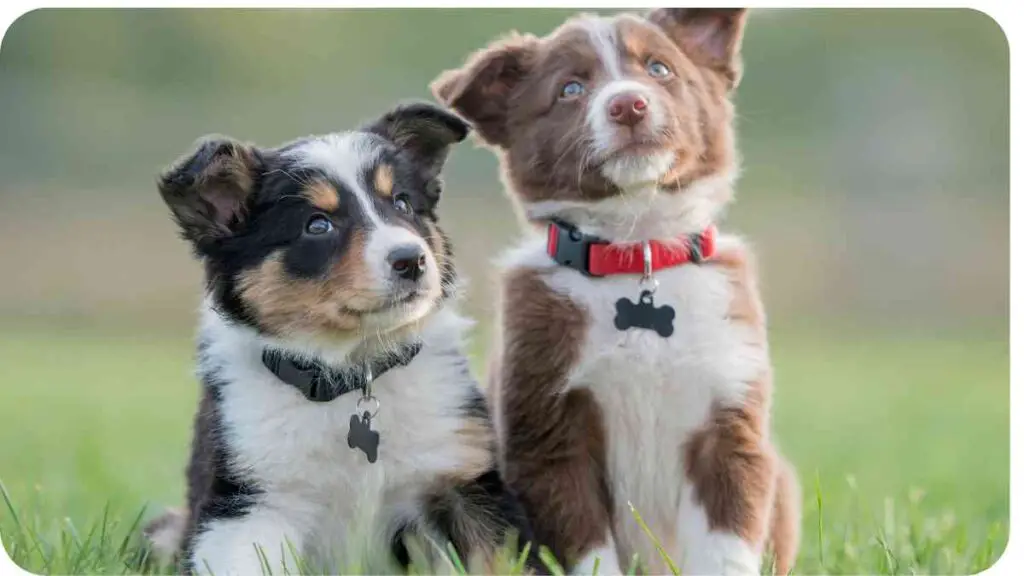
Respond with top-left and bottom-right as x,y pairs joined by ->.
178,365 -> 264,572
424,470 -> 546,574
157,101 -> 470,334
149,103 -> 546,573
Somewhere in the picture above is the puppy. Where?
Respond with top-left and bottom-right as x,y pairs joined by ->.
433,9 -> 800,575
144,103 -> 540,574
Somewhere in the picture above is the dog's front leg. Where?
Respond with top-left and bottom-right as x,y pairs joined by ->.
495,269 -> 620,575
675,410 -> 776,576
187,505 -> 305,575
423,468 -> 547,574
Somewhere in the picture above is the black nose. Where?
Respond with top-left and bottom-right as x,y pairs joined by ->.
387,244 -> 427,281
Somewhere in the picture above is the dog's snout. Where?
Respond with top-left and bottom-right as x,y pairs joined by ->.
608,92 -> 648,126
387,244 -> 427,281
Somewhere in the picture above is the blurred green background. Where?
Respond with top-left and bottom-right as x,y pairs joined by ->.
0,8 -> 1009,573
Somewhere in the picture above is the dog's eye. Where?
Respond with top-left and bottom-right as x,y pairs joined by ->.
393,195 -> 413,215
646,60 -> 672,79
305,215 -> 333,235
560,80 -> 586,99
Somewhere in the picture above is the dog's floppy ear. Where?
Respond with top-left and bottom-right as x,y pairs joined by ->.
158,136 -> 263,245
648,8 -> 748,90
430,32 -> 539,146
366,102 -> 470,181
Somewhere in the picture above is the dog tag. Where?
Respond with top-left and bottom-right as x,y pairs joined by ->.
614,290 -> 675,338
347,411 -> 379,463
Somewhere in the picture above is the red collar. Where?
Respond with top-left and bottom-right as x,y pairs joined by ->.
546,220 -> 716,277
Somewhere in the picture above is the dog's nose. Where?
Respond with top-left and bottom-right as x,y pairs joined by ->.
608,92 -> 648,126
387,244 -> 427,281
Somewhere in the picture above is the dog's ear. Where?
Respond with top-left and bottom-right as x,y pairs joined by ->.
430,32 -> 539,146
365,102 -> 470,181
158,136 -> 263,245
648,8 -> 748,90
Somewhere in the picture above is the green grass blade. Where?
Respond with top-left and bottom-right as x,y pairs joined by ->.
625,553 -> 640,576
815,470 -> 825,571
445,541 -> 468,575
117,506 -> 148,558
0,478 -> 30,557
628,500 -> 679,576
514,541 -> 533,575
538,546 -> 566,576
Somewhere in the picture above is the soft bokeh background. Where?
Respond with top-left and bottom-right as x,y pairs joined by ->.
0,8 -> 1009,573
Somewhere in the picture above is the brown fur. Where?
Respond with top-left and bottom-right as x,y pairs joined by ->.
374,163 -> 395,197
683,398 -> 776,546
769,458 -> 801,575
678,241 -> 800,574
493,267 -> 613,567
647,8 -> 747,90
435,7 -> 800,571
236,232 -> 374,337
454,422 -> 499,479
302,180 -> 340,212
158,138 -> 260,242
431,10 -> 742,209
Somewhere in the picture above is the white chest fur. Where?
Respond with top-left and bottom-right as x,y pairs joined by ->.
503,233 -> 767,569
198,306 -> 488,566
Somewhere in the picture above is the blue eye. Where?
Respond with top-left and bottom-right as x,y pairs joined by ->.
305,215 -> 333,235
646,60 -> 671,78
393,195 -> 413,215
561,80 -> 586,99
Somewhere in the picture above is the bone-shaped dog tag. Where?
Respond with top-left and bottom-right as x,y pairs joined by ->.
614,290 -> 675,338
347,411 -> 379,463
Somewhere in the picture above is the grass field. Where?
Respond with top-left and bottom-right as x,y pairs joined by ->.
0,323 -> 1008,574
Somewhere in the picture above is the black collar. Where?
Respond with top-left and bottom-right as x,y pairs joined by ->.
261,342 -> 423,403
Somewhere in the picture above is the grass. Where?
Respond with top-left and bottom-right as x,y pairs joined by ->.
0,323 -> 1008,574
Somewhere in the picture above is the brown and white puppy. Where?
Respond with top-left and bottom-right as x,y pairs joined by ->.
432,9 -> 800,575
143,103 -> 541,574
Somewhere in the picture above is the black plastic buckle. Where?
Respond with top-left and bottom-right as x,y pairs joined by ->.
688,232 -> 706,264
550,219 -> 605,277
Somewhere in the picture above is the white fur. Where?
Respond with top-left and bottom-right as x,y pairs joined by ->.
573,533 -> 622,575
582,16 -> 622,80
587,79 -> 666,157
500,183 -> 765,573
599,151 -> 676,189
578,16 -> 676,189
284,133 -> 443,335
677,486 -> 762,576
523,173 -> 735,243
287,131 -> 385,228
364,222 -> 438,289
190,506 -> 305,576
188,302 -> 487,572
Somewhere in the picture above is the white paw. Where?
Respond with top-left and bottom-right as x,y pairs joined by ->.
573,543 -> 622,575
682,534 -> 760,576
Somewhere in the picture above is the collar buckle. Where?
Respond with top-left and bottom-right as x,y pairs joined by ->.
549,219 -> 604,277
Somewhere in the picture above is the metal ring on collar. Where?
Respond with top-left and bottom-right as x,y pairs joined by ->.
357,395 -> 380,420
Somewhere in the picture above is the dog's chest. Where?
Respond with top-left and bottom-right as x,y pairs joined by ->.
546,262 -> 757,420
214,351 -> 483,550
542,259 -> 763,556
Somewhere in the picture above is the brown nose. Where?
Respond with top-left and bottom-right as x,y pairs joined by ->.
608,93 -> 648,126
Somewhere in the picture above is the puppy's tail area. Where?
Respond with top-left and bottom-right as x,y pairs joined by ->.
768,457 -> 801,575
142,506 -> 188,565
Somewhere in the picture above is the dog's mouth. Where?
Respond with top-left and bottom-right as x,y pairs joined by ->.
594,136 -> 673,166
341,288 -> 430,317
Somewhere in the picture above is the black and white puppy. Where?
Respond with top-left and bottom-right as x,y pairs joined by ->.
145,103 -> 539,574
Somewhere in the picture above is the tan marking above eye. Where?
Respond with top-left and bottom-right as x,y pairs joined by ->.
303,181 -> 340,212
374,163 -> 395,197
